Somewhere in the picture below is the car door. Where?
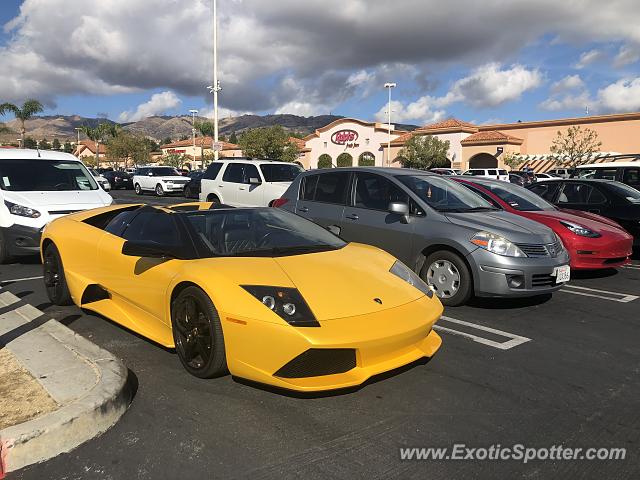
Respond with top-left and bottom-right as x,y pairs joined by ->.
622,167 -> 640,191
556,182 -> 608,214
220,163 -> 245,205
236,163 -> 264,207
199,162 -> 224,201
529,182 -> 561,202
339,172 -> 417,264
295,171 -> 350,229
96,208 -> 184,330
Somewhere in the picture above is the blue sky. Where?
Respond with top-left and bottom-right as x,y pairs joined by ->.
1,0 -> 639,126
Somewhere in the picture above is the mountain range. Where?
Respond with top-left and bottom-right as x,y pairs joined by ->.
0,114 -> 419,144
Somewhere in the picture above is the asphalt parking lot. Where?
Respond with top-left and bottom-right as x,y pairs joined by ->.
3,190 -> 639,479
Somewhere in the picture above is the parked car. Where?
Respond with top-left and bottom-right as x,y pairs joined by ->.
454,177 -> 633,269
462,168 -> 509,181
430,168 -> 462,176
547,168 -> 571,178
527,179 -> 640,246
102,170 -> 133,190
183,170 -> 205,199
88,168 -> 112,191
199,159 -> 304,207
41,203 -> 443,390
509,173 -> 526,186
534,173 -> 557,181
0,149 -> 112,263
133,166 -> 190,196
276,167 -> 570,306
571,162 -> 640,191
97,167 -> 114,175
510,170 -> 536,185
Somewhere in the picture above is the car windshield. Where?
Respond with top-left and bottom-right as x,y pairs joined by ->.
396,174 -> 497,212
151,167 -> 180,176
260,164 -> 304,182
607,182 -> 640,204
184,208 -> 346,257
0,159 -> 98,191
470,179 -> 556,211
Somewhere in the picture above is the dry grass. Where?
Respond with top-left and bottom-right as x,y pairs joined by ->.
0,349 -> 58,430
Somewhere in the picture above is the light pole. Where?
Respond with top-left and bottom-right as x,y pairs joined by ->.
208,0 -> 222,162
384,82 -> 396,167
189,109 -> 199,167
75,127 -> 81,146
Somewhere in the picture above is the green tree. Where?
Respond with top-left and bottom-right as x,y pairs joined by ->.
0,123 -> 11,134
195,120 -> 215,160
23,137 -> 37,149
106,132 -> 152,168
0,99 -> 44,148
229,131 -> 238,144
318,154 -> 332,169
336,152 -> 353,167
162,153 -> 189,169
398,134 -> 451,169
549,126 -> 602,168
52,138 -> 61,150
238,126 -> 300,161
63,141 -> 73,153
39,138 -> 51,150
503,151 -> 524,170
161,137 -> 173,145
80,123 -> 119,165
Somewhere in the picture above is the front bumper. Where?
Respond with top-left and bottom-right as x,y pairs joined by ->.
221,295 -> 443,392
470,247 -> 571,297
1,224 -> 42,256
163,183 -> 189,193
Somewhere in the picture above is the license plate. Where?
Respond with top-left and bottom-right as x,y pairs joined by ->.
553,265 -> 571,284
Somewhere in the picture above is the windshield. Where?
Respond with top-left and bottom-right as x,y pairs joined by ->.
185,208 -> 346,257
151,167 -> 180,176
0,159 -> 98,191
470,179 -> 556,211
396,174 -> 496,212
260,164 -> 304,182
607,182 -> 640,204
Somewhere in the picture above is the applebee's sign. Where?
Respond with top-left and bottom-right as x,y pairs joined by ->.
331,129 -> 359,145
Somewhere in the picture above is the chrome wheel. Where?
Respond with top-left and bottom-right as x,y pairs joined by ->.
426,259 -> 461,299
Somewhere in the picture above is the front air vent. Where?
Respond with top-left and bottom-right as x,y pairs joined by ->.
274,349 -> 356,378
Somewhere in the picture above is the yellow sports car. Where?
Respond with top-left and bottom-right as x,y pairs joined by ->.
41,203 -> 443,392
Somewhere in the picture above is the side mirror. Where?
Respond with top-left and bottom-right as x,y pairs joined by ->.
249,177 -> 262,185
122,241 -> 178,259
326,225 -> 341,236
388,202 -> 410,223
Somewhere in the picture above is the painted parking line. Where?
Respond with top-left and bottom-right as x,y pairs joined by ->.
560,284 -> 639,303
0,275 -> 44,285
623,264 -> 640,270
433,316 -> 531,350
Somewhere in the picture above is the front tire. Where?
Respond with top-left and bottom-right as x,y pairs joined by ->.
155,184 -> 165,197
207,194 -> 221,205
43,243 -> 73,306
421,250 -> 472,307
171,286 -> 227,379
134,183 -> 143,195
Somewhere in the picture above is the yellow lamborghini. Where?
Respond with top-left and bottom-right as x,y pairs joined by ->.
41,202 -> 443,392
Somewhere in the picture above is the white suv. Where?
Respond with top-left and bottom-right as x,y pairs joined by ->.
0,149 -> 113,263
462,168 -> 509,181
133,166 -> 189,196
199,159 -> 304,207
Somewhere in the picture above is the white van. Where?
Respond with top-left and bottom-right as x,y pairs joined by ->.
462,168 -> 509,182
199,159 -> 304,207
0,149 -> 113,263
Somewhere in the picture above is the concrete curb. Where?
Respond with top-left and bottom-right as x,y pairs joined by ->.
0,291 -> 133,474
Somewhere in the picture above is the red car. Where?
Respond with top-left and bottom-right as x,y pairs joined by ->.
453,177 -> 633,270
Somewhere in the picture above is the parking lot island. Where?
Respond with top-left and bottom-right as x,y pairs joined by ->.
0,290 -> 133,474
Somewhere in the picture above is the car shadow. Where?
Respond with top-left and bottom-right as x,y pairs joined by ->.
467,293 -> 553,310
7,255 -> 41,265
571,268 -> 618,280
231,357 -> 433,399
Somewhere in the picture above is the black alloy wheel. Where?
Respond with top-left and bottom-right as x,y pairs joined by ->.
43,243 -> 73,306
171,286 -> 227,378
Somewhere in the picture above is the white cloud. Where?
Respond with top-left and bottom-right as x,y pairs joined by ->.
613,45 -> 640,68
118,91 -> 182,122
550,74 -> 585,94
539,92 -> 591,111
575,49 -> 605,69
597,78 -> 640,112
374,98 -> 445,124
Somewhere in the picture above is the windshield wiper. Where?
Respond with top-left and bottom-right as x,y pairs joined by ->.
437,206 -> 498,213
232,244 -> 340,257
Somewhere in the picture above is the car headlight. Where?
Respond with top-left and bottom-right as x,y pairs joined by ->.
4,200 -> 41,218
389,260 -> 433,298
470,231 -> 526,257
559,220 -> 601,238
165,180 -> 174,184
241,286 -> 319,327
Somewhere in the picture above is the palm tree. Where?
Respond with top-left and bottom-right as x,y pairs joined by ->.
0,99 -> 44,148
79,123 -> 119,165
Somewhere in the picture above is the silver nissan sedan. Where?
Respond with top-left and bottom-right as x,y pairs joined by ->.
277,167 -> 570,306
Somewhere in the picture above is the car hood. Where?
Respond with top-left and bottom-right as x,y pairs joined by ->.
158,176 -> 189,181
444,210 -> 556,244
3,190 -> 112,209
527,209 -> 629,235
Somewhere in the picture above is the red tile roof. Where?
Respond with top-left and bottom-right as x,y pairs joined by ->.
419,118 -> 478,131
75,140 -> 106,155
288,137 -> 306,149
460,131 -> 523,145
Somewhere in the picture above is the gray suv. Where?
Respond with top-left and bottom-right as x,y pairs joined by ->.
277,167 -> 570,306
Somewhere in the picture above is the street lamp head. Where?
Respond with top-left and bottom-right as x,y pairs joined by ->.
384,82 -> 397,89
189,109 -> 199,115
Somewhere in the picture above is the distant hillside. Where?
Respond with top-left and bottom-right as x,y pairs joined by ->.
0,114 -> 419,144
